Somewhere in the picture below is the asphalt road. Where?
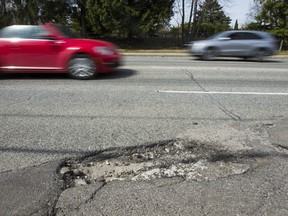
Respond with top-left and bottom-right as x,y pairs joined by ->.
1,55 -> 288,172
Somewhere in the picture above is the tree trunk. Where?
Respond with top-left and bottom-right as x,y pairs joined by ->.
181,0 -> 185,44
80,3 -> 87,37
188,0 -> 195,38
191,0 -> 198,39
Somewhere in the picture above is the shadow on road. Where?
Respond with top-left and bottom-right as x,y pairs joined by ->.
0,69 -> 137,80
97,69 -> 137,80
0,146 -> 95,155
192,57 -> 282,63
0,73 -> 68,80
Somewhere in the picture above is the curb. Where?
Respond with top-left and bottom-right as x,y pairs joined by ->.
122,52 -> 287,59
122,52 -> 189,57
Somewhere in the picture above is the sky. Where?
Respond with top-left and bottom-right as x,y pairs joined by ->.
171,0 -> 254,28
223,0 -> 254,27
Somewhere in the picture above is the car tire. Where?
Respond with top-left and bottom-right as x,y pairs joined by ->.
254,48 -> 269,62
203,48 -> 217,61
67,54 -> 97,80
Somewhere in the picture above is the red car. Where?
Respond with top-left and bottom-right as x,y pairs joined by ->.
0,23 -> 122,79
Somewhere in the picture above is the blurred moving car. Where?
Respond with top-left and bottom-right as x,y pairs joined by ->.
187,30 -> 278,61
0,24 -> 122,79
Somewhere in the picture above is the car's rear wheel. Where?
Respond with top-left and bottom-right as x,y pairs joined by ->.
203,48 -> 217,60
68,54 -> 97,80
254,48 -> 269,61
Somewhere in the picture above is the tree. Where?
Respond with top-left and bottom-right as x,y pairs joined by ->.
172,0 -> 232,41
0,0 -> 70,28
138,0 -> 175,36
259,0 -> 288,30
86,0 -> 175,38
193,0 -> 231,39
39,1 -> 71,23
0,0 -> 14,27
0,0 -> 175,38
190,0 -> 199,36
172,0 -> 200,42
234,19 -> 239,30
246,0 -> 288,49
181,0 -> 185,42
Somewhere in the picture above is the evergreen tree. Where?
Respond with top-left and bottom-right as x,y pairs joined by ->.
234,19 -> 239,30
86,0 -> 174,38
0,0 -> 175,38
193,0 -> 231,39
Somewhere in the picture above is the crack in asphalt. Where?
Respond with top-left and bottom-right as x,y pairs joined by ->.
168,59 -> 243,121
3,92 -> 41,109
82,182 -> 106,207
156,176 -> 186,188
274,143 -> 288,151
182,68 -> 242,121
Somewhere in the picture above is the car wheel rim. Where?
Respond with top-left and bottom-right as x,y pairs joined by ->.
204,50 -> 216,60
68,57 -> 96,78
255,50 -> 267,61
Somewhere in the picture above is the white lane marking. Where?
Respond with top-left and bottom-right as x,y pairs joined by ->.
127,66 -> 288,72
158,90 -> 288,96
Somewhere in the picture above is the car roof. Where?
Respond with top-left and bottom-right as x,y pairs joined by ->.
221,30 -> 270,35
1,24 -> 54,29
214,30 -> 273,38
2,24 -> 37,28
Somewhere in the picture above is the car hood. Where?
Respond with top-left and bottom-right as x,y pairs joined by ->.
190,39 -> 213,45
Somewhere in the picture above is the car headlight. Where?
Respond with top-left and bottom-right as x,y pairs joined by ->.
193,43 -> 205,48
93,46 -> 114,55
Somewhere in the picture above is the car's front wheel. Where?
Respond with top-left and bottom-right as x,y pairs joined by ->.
68,54 -> 97,79
202,48 -> 217,60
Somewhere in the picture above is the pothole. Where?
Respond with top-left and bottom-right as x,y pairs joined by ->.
60,139 -> 268,188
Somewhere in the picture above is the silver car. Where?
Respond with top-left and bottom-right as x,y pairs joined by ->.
187,30 -> 278,61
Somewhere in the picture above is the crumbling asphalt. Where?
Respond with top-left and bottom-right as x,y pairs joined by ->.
0,116 -> 288,216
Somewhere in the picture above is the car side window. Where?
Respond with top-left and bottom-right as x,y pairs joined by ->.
29,26 -> 49,39
0,26 -> 23,38
19,27 -> 35,38
228,32 -> 262,40
242,32 -> 262,40
0,26 -> 49,39
229,33 -> 244,40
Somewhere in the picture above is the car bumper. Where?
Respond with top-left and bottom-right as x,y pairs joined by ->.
104,61 -> 121,68
187,45 -> 205,57
96,55 -> 122,73
190,46 -> 206,56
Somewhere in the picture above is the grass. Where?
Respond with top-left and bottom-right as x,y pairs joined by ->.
279,50 -> 288,55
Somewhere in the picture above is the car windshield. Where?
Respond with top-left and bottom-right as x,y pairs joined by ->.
53,24 -> 80,38
207,32 -> 223,40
